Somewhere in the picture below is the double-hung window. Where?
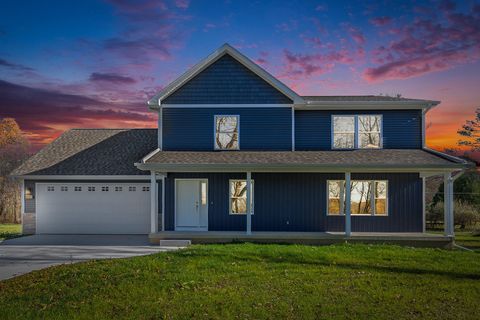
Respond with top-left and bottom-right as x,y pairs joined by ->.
332,115 -> 382,149
229,180 -> 254,215
215,115 -> 239,150
327,180 -> 388,216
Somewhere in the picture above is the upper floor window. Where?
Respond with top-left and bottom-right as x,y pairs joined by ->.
215,115 -> 239,150
332,115 -> 382,149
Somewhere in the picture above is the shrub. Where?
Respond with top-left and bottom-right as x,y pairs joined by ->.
455,201 -> 480,230
426,201 -> 444,228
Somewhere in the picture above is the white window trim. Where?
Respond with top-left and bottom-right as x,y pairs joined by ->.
326,179 -> 388,216
331,115 -> 383,150
228,179 -> 254,215
214,115 -> 240,150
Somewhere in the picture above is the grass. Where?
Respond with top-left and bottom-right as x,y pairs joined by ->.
455,231 -> 480,251
0,223 -> 21,241
0,243 -> 479,319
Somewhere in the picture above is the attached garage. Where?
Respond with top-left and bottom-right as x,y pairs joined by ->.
36,183 -> 151,234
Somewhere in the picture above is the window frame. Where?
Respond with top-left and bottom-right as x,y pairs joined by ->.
228,179 -> 254,215
214,115 -> 240,150
331,115 -> 383,150
326,179 -> 388,216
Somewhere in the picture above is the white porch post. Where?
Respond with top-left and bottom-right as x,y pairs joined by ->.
345,172 -> 351,237
246,171 -> 252,235
150,171 -> 158,233
422,176 -> 426,233
444,172 -> 454,237
161,175 -> 165,232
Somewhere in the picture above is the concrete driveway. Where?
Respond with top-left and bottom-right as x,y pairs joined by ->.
0,235 -> 182,281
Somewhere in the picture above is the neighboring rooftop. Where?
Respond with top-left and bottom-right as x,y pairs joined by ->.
140,149 -> 467,172
11,129 -> 157,176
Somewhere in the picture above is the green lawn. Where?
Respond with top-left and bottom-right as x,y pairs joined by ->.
0,223 -> 21,241
455,231 -> 480,251
0,244 -> 479,319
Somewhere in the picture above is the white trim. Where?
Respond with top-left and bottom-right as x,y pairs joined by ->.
158,108 -> 163,150
422,176 -> 426,233
148,43 -> 303,107
161,175 -> 166,232
331,114 -> 383,150
298,100 -> 440,110
228,179 -> 255,215
162,104 -> 291,108
291,106 -> 295,151
344,173 -> 351,237
18,175 -> 151,180
444,172 -> 454,237
136,163 -> 464,173
142,148 -> 160,163
150,172 -> 157,233
423,147 -> 469,164
326,179 -> 389,217
174,178 -> 209,231
214,115 -> 240,150
421,109 -> 426,148
246,172 -> 252,235
20,179 -> 25,216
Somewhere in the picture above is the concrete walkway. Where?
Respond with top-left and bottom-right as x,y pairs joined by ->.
0,235 -> 182,281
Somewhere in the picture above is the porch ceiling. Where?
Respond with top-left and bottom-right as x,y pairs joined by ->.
137,149 -> 469,172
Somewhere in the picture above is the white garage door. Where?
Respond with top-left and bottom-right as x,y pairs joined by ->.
36,183 -> 151,234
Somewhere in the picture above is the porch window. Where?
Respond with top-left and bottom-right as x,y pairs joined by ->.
215,115 -> 239,150
229,179 -> 254,215
332,115 -> 382,149
327,180 -> 388,215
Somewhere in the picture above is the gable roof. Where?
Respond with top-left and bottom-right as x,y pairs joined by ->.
147,43 -> 304,108
299,95 -> 440,110
11,129 -> 157,176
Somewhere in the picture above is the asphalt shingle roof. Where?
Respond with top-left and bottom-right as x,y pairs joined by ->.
12,129 -> 157,176
144,149 -> 465,169
302,95 -> 435,103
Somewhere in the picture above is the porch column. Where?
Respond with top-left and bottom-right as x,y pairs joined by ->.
444,172 -> 454,237
345,172 -> 351,237
161,175 -> 165,232
150,171 -> 158,233
246,171 -> 252,235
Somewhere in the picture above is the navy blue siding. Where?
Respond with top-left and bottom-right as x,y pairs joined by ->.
163,54 -> 292,104
163,108 -> 292,151
295,110 -> 422,150
164,173 -> 422,232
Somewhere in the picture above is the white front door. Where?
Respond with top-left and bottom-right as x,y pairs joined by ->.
175,179 -> 208,231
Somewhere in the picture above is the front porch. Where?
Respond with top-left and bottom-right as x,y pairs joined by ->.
149,231 -> 453,248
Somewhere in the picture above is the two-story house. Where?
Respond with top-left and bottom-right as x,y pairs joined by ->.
12,44 -> 469,244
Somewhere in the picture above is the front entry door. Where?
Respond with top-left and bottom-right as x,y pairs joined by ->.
175,179 -> 208,231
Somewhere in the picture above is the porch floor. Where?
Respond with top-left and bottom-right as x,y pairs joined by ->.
149,231 -> 452,248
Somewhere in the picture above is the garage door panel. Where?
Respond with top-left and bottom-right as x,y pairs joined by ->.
36,183 -> 151,234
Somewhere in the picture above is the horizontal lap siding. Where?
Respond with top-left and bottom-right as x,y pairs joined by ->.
163,108 -> 292,150
162,54 -> 292,104
165,173 -> 422,232
295,110 -> 422,150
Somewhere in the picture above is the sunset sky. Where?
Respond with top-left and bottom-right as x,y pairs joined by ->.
0,0 -> 479,155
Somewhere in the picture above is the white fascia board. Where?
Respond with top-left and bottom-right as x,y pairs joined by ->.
423,147 -> 470,165
295,100 -> 440,110
161,104 -> 292,108
135,163 -> 463,173
147,43 -> 304,108
141,148 -> 160,163
19,175 -> 151,180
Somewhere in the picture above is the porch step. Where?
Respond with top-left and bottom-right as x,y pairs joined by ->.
159,239 -> 191,247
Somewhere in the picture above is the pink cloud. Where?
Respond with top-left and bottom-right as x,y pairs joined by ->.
369,16 -> 392,26
174,0 -> 190,9
364,6 -> 480,82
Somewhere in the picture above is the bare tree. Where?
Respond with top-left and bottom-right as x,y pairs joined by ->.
458,107 -> 480,151
0,118 -> 30,223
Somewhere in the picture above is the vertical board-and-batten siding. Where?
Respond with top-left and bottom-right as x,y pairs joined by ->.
295,109 -> 422,150
164,173 -> 423,233
163,108 -> 292,150
162,54 -> 293,104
